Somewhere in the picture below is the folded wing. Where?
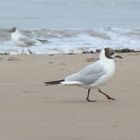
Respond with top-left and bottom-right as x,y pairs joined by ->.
65,61 -> 106,85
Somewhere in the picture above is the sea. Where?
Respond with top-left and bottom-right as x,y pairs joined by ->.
0,0 -> 140,54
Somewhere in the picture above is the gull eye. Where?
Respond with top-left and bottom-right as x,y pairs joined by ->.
110,51 -> 115,56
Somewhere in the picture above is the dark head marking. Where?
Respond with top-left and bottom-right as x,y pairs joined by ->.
9,27 -> 17,33
104,48 -> 115,59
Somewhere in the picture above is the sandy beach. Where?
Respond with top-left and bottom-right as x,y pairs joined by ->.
0,52 -> 139,140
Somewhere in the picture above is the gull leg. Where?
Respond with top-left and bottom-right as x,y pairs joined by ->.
21,48 -> 25,54
98,88 -> 115,100
86,89 -> 96,102
28,48 -> 32,54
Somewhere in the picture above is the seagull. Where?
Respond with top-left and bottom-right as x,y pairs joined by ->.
44,48 -> 122,102
9,27 -> 48,54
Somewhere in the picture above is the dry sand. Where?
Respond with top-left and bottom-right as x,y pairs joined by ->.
0,52 -> 139,140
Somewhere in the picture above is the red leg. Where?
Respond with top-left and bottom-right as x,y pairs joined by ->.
86,89 -> 96,102
98,88 -> 115,100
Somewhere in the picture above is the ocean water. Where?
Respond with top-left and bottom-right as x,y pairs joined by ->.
0,0 -> 140,54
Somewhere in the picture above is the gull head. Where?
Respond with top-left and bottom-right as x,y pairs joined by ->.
105,48 -> 115,59
100,48 -> 123,59
9,27 -> 17,33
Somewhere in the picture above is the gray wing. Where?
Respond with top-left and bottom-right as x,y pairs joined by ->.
65,61 -> 106,85
19,35 -> 37,46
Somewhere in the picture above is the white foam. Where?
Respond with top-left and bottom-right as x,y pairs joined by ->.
1,28 -> 140,55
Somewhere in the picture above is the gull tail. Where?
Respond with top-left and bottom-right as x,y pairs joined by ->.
44,79 -> 64,86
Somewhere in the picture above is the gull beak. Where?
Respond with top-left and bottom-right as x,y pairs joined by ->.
114,54 -> 123,59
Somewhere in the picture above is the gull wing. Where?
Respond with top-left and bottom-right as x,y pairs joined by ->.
19,35 -> 37,46
65,61 -> 107,85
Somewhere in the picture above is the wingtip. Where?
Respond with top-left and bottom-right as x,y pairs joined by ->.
44,82 -> 49,86
44,79 -> 64,86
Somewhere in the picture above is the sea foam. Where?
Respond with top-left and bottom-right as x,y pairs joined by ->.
0,28 -> 140,55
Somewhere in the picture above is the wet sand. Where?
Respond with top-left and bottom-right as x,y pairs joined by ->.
0,52 -> 139,140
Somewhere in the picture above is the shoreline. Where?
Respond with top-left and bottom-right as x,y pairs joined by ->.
0,48 -> 140,56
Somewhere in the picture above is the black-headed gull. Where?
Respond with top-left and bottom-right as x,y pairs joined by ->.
44,48 -> 122,102
9,27 -> 48,54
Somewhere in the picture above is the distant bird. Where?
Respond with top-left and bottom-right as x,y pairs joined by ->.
44,48 -> 122,102
9,27 -> 48,54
